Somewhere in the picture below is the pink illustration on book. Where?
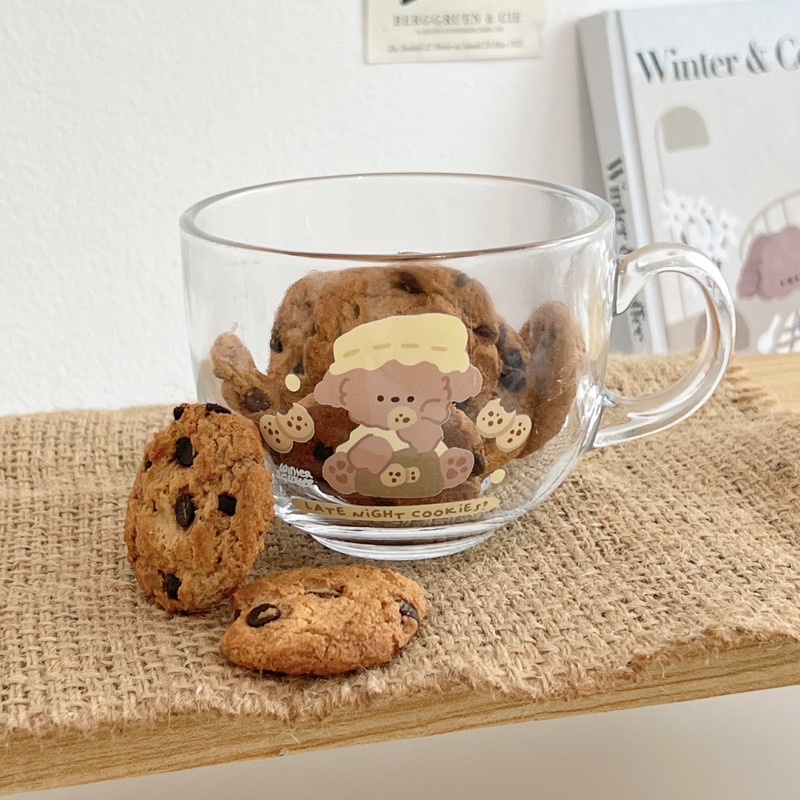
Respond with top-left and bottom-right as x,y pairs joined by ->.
737,192 -> 800,354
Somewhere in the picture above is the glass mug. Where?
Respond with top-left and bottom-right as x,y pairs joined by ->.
180,173 -> 734,560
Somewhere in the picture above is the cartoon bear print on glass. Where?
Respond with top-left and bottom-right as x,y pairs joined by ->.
313,314 -> 483,499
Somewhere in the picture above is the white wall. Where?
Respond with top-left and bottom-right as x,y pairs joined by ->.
2,0 -> 631,417
6,2 -> 796,799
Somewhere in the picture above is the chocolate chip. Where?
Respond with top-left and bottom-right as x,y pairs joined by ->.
501,348 -> 523,368
539,328 -> 555,349
173,405 -> 186,421
307,588 -> 342,598
163,573 -> 181,600
499,370 -> 527,393
175,493 -> 196,528
353,303 -> 361,318
246,603 -> 282,627
144,459 -> 153,470
497,324 -> 508,349
218,494 -> 237,516
205,403 -> 231,415
270,330 -> 283,353
471,451 -> 486,477
394,272 -> 424,294
175,437 -> 194,467
243,388 -> 271,413
398,600 -> 420,624
314,441 -> 335,462
473,324 -> 496,341
233,608 -> 241,620
455,272 -> 471,288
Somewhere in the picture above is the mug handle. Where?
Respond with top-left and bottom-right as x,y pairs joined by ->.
590,243 -> 736,451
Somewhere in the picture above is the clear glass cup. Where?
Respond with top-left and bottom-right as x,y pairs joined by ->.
180,173 -> 734,560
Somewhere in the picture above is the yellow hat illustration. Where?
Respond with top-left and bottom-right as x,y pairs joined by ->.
327,313 -> 471,375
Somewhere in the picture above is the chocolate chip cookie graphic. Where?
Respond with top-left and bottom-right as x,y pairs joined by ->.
125,403 -> 274,613
221,566 -> 428,676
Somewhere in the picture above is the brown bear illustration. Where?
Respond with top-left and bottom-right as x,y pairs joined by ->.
313,314 -> 483,499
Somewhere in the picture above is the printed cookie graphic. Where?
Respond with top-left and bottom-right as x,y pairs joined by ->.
494,414 -> 533,453
220,565 -> 427,676
328,405 -> 485,507
475,398 -> 516,438
259,414 -> 293,453
259,403 -> 315,454
277,403 -> 315,443
313,313 -> 483,499
475,396 -> 532,456
125,403 -> 274,613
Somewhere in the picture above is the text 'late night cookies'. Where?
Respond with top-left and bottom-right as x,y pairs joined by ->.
124,402 -> 274,613
221,565 -> 428,676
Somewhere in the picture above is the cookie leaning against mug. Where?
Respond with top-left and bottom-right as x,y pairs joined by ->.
221,565 -> 428,676
124,402 -> 274,613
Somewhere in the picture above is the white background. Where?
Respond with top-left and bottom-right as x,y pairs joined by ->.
4,1 -> 799,798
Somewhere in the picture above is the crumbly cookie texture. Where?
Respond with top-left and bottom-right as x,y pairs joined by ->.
221,565 -> 428,676
125,402 -> 274,613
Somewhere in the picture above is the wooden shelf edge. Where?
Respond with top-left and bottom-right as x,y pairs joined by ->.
734,354 -> 800,412
4,639 -> 800,797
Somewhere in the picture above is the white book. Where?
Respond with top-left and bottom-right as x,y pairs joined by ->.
580,1 -> 800,355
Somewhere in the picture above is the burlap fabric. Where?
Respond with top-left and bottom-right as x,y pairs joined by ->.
2,357 -> 799,741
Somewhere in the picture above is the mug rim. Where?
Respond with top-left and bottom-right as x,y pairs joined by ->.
179,172 -> 614,261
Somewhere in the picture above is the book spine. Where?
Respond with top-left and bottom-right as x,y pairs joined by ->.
578,12 -> 668,354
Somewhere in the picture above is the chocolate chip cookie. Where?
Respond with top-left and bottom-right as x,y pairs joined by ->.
518,300 -> 586,451
221,565 -> 427,676
211,332 -> 282,425
125,403 -> 274,612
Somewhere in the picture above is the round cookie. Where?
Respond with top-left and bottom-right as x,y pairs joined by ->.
518,300 -> 586,453
221,565 -> 428,676
125,403 -> 274,613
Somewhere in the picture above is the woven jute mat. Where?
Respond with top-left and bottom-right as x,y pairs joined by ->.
2,357 -> 799,741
